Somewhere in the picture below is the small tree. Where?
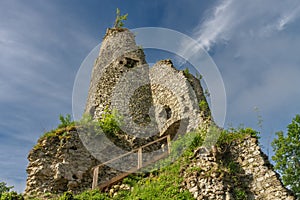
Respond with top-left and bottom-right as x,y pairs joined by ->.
114,8 -> 128,28
0,182 -> 13,195
272,115 -> 300,198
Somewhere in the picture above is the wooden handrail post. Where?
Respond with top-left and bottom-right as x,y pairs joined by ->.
167,134 -> 171,154
92,166 -> 99,189
137,148 -> 142,169
91,135 -> 172,190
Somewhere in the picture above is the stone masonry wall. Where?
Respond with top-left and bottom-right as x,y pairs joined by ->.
182,136 -> 295,200
25,127 -> 145,199
149,60 -> 203,136
85,28 -> 150,122
25,128 -> 101,198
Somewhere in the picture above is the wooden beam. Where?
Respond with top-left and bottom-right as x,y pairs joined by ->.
137,148 -> 142,169
92,166 -> 99,190
167,134 -> 171,154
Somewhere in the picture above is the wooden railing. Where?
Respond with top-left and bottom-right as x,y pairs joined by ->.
92,134 -> 171,190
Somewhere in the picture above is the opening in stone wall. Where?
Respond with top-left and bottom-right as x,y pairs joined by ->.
164,105 -> 172,120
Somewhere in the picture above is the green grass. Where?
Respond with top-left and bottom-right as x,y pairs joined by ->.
57,158 -> 194,200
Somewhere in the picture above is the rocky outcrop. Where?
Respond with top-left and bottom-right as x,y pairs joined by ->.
182,136 -> 295,200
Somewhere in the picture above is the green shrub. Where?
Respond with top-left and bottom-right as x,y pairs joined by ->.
0,182 -> 13,196
238,127 -> 260,139
0,192 -> 24,200
216,126 -> 259,147
59,191 -> 74,200
199,100 -> 209,112
233,188 -> 247,200
182,68 -> 192,79
114,8 -> 128,28
227,161 -> 241,174
58,114 -> 75,129
98,109 -> 122,136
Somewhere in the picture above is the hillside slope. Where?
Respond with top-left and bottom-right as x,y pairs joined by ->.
24,126 -> 295,200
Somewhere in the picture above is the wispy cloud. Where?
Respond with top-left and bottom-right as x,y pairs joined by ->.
276,5 -> 300,31
184,0 -> 300,52
193,0 -> 235,51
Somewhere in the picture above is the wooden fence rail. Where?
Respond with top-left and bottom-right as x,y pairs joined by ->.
92,134 -> 171,190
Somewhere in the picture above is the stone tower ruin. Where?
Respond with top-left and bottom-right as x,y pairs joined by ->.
85,27 -> 208,140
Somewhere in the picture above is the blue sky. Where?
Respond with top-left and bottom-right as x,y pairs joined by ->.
1,0 -> 300,193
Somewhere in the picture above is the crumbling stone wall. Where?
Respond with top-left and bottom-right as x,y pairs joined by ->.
182,136 -> 295,200
149,60 -> 203,136
25,128 -> 101,198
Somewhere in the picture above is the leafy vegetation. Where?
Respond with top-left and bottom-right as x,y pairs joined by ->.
98,108 -> 122,137
34,109 -> 122,151
199,100 -> 209,113
233,188 -> 247,200
0,192 -> 24,200
217,126 -> 260,147
272,114 -> 300,198
114,8 -> 128,28
59,190 -> 110,200
0,182 -> 13,195
0,182 -> 23,200
58,114 -> 75,129
182,68 -> 191,78
115,162 -> 194,199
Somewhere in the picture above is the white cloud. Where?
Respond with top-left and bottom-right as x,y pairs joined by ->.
193,0 -> 235,51
276,5 -> 300,31
180,0 -> 300,132
183,0 -> 300,52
